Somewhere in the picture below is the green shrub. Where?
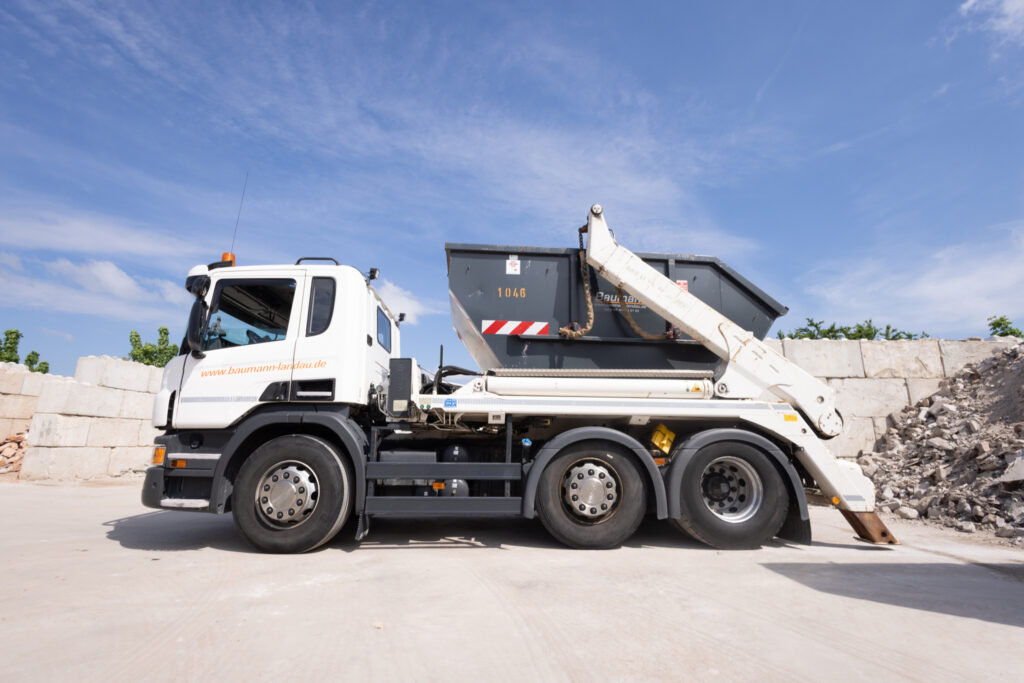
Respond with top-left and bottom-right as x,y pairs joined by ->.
128,327 -> 179,367
1,329 -> 49,373
777,318 -> 926,340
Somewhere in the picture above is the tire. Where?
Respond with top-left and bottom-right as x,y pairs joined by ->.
232,434 -> 354,553
670,441 -> 789,549
536,441 -> 647,549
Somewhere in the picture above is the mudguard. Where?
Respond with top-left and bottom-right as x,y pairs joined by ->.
209,405 -> 368,514
665,428 -> 811,545
522,426 -> 668,519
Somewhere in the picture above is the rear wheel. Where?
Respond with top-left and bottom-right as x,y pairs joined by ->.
232,434 -> 353,553
536,441 -> 646,549
670,441 -> 788,549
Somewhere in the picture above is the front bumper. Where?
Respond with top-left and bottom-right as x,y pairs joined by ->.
141,465 -> 214,512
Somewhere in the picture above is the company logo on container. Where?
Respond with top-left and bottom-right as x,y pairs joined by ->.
481,320 -> 550,335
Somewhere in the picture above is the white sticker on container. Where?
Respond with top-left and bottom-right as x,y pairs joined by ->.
506,255 -> 520,275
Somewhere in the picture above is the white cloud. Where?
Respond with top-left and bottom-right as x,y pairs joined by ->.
41,328 -> 74,342
795,221 -> 1024,335
376,279 -> 442,325
0,251 -> 22,270
6,257 -> 190,323
46,258 -> 152,300
0,208 -> 201,258
959,0 -> 1024,49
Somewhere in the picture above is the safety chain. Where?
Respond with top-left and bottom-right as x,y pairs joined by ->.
558,227 -> 671,341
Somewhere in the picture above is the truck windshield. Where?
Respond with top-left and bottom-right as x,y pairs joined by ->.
202,278 -> 296,350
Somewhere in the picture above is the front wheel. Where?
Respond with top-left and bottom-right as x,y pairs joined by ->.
536,441 -> 647,549
232,434 -> 354,553
670,441 -> 789,549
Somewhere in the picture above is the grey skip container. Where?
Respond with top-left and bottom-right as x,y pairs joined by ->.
446,243 -> 789,372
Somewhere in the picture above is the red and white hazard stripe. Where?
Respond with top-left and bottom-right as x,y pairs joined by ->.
481,320 -> 550,335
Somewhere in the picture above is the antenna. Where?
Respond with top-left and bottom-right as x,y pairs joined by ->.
230,171 -> 249,254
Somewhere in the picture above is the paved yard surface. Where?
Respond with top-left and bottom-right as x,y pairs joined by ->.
1,479 -> 1022,682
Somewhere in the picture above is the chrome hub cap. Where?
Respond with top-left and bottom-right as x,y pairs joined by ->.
564,461 -> 618,520
255,461 -> 319,528
700,456 -> 763,523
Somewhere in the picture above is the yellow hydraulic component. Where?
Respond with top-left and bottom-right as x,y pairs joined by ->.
651,423 -> 676,455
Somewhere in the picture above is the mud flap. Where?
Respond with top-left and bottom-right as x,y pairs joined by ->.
777,502 -> 812,545
841,510 -> 899,545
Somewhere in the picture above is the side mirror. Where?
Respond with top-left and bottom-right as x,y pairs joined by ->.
187,296 -> 209,359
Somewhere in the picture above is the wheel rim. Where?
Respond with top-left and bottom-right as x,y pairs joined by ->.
562,459 -> 619,523
699,456 -> 763,524
254,460 -> 319,528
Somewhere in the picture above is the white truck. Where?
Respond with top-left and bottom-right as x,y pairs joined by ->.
142,205 -> 897,552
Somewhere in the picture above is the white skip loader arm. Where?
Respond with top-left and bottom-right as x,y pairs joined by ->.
581,204 -> 897,543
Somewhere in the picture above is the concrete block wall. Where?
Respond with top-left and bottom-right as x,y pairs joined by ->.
0,362 -> 74,440
16,357 -> 163,480
763,338 -> 1020,458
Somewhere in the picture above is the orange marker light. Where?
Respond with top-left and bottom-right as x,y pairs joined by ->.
152,447 -> 165,465
432,481 -> 445,490
832,496 -> 840,506
171,459 -> 188,469
221,252 -> 235,266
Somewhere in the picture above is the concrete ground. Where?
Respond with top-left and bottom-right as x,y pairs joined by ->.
1,480 -> 1022,682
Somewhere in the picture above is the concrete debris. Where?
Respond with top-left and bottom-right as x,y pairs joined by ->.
863,340 -> 1024,545
0,431 -> 27,474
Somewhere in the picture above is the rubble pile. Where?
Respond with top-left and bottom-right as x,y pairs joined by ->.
861,341 -> 1024,543
0,432 -> 27,474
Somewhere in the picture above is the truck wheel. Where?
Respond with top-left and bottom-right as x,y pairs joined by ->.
671,442 -> 789,549
536,442 -> 646,549
232,434 -> 354,553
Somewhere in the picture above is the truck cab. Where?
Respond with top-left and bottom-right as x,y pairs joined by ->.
154,260 -> 400,431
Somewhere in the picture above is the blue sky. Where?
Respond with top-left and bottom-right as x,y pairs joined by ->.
1,0 -> 1022,376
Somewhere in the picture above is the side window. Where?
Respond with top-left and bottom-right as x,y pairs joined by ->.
306,277 -> 335,336
376,307 -> 391,352
202,279 -> 296,351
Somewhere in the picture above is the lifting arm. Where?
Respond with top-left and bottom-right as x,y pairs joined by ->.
582,205 -> 844,439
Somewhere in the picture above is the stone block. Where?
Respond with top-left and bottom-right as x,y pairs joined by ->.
763,338 -> 783,355
35,381 -> 70,414
148,366 -> 165,394
7,418 -> 30,436
825,417 -> 877,459
47,447 -> 111,480
120,391 -> 155,420
108,446 -> 151,475
0,418 -> 12,439
73,356 -> 104,385
75,356 -> 154,392
138,423 -> 162,446
938,340 -> 1016,377
28,413 -> 91,447
872,416 -> 890,440
39,382 -> 123,418
782,339 -> 865,378
906,378 -> 943,405
0,366 -> 28,394
0,394 -> 38,420
19,371 -> 44,396
19,447 -> 53,479
828,378 -> 910,418
88,418 -> 150,447
860,340 -> 943,378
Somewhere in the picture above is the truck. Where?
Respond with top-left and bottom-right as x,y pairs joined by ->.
142,205 -> 897,553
